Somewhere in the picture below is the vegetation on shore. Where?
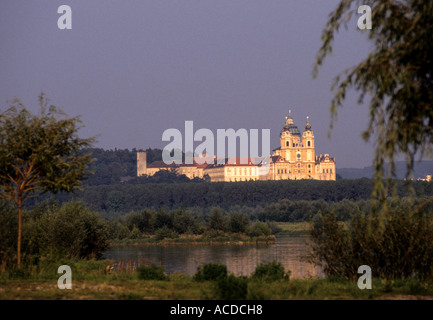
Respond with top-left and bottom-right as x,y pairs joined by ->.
0,199 -> 278,270
2,260 -> 433,300
109,234 -> 275,246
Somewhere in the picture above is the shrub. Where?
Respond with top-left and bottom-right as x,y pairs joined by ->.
152,209 -> 173,230
173,208 -> 196,234
137,264 -> 168,280
154,226 -> 178,241
251,260 -> 290,281
228,212 -> 249,233
129,225 -> 142,239
125,209 -> 154,233
44,202 -> 109,259
202,229 -> 226,239
307,203 -> 433,281
208,208 -> 227,231
1,201 -> 109,266
246,222 -> 272,237
7,267 -> 32,280
194,262 -> 227,281
266,221 -> 283,234
216,274 -> 248,300
0,200 -> 18,269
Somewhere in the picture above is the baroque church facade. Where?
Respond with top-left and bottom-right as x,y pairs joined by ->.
137,111 -> 336,182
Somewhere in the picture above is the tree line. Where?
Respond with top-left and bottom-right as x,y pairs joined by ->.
0,200 -> 274,269
5,195 -> 433,272
31,178 -> 433,213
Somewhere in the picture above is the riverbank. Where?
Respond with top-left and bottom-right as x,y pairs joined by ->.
1,272 -> 433,300
274,222 -> 312,236
2,258 -> 433,300
108,222 -> 311,246
109,234 -> 276,246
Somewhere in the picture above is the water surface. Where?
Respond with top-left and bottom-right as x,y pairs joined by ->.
103,235 -> 323,278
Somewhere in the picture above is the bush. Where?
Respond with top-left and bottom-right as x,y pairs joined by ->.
173,208 -> 196,234
208,208 -> 227,231
43,202 -> 109,259
154,226 -> 178,240
266,221 -> 283,235
7,267 -> 32,280
228,212 -> 249,233
202,229 -> 226,239
0,200 -> 18,269
1,201 -> 109,267
194,262 -> 227,281
137,264 -> 168,280
246,222 -> 272,237
216,274 -> 248,300
251,260 -> 290,281
307,203 -> 433,281
129,225 -> 142,239
125,209 -> 154,234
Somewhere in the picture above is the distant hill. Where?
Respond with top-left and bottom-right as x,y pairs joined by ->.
337,161 -> 433,180
84,148 -> 431,183
84,147 -> 162,185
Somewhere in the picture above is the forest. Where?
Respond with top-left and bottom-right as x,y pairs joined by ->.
35,176 -> 433,213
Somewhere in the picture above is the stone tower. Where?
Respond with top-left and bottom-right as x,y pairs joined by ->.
137,151 -> 147,176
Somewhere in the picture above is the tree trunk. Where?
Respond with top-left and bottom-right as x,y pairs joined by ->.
17,197 -> 22,268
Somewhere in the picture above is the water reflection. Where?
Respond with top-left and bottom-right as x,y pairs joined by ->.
103,235 -> 324,279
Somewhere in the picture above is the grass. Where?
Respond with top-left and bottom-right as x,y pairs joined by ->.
1,260 -> 433,300
274,222 -> 312,236
109,222 -> 311,246
110,233 -> 275,246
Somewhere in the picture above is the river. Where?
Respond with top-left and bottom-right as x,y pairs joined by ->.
102,235 -> 324,278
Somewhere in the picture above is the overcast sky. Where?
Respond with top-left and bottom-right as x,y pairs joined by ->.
0,0 -> 377,168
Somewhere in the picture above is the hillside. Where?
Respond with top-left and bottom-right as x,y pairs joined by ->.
84,148 -> 431,183
338,161 -> 433,180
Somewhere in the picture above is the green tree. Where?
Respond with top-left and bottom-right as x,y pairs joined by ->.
228,211 -> 249,233
152,208 -> 173,229
125,209 -> 154,234
314,0 -> 433,198
246,222 -> 272,237
0,95 -> 93,267
106,190 -> 126,212
173,207 -> 196,234
41,202 -> 109,259
208,207 -> 227,231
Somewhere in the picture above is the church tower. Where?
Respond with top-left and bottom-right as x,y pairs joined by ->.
272,110 -> 323,180
302,116 -> 315,177
280,110 -> 301,162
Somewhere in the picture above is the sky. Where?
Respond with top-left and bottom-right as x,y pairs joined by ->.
0,0 -> 376,168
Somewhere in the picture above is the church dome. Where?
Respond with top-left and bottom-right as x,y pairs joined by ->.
281,110 -> 301,136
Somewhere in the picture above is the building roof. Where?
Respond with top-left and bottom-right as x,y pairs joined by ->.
315,154 -> 335,164
281,110 -> 301,136
147,161 -> 178,169
270,155 -> 282,163
147,157 -> 264,170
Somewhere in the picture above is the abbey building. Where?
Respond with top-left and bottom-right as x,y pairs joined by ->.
137,111 -> 336,182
